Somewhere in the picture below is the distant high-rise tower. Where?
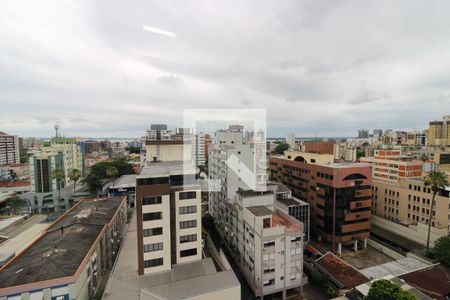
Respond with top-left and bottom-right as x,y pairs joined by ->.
358,129 -> 369,139
286,133 -> 296,147
0,132 -> 20,165
54,124 -> 61,138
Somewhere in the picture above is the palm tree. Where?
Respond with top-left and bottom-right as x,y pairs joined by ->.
68,169 -> 82,197
106,166 -> 119,195
82,173 -> 102,196
51,168 -> 66,207
424,171 -> 449,255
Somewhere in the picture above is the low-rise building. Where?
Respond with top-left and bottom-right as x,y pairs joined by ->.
0,196 -> 127,300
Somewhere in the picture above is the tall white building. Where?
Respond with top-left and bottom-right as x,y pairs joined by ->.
209,126 -> 305,298
0,132 -> 20,165
192,132 -> 207,166
286,133 -> 296,148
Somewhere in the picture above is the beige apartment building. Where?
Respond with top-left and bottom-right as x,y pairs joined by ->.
371,178 -> 450,244
361,150 -> 422,182
428,115 -> 450,147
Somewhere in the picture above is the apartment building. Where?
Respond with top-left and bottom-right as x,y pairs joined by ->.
333,143 -> 358,161
360,150 -> 423,182
371,178 -> 450,244
408,149 -> 450,173
209,125 -> 268,220
136,161 -> 202,275
217,187 -> 305,298
269,151 -> 372,254
192,132 -> 207,166
427,115 -> 450,147
286,133 -> 296,148
274,183 -> 311,243
0,132 -> 20,165
0,197 -> 127,300
29,138 -> 83,193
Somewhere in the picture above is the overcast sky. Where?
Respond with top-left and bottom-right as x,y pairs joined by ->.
1,0 -> 450,138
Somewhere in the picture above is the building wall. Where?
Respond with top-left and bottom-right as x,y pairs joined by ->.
303,141 -> 334,155
269,155 -> 372,244
0,134 -> 20,165
371,179 -> 450,232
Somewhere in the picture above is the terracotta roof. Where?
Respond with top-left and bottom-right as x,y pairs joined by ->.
316,252 -> 369,289
0,181 -> 30,187
398,264 -> 450,300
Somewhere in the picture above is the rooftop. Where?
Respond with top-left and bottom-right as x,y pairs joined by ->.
0,197 -> 124,289
112,174 -> 136,189
103,214 -> 239,300
316,252 -> 369,289
139,160 -> 197,177
246,205 -> 273,216
398,264 -> 450,300
325,162 -> 372,168
277,197 -> 308,207
360,257 -> 430,280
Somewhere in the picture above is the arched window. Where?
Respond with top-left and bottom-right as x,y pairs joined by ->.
294,156 -> 307,163
343,173 -> 367,180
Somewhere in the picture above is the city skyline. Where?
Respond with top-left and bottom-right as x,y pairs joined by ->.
2,1 -> 450,137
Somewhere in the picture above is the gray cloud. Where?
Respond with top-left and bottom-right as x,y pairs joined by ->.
1,0 -> 450,137
157,75 -> 185,88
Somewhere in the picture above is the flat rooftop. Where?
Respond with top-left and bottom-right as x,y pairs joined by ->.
113,174 -> 137,188
246,205 -> 273,216
139,160 -> 197,177
278,197 -> 308,207
324,162 -> 372,168
0,197 -> 124,289
103,214 -> 239,300
360,257 -> 430,279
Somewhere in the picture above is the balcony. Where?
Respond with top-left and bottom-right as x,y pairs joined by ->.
344,210 -> 371,221
350,200 -> 371,210
355,189 -> 372,198
341,221 -> 370,233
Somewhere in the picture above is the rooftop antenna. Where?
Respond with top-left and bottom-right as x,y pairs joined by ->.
54,124 -> 60,138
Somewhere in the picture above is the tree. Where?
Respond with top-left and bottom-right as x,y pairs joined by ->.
424,171 -> 449,255
82,173 -> 102,196
106,166 -> 119,191
126,146 -> 141,154
433,236 -> 450,267
367,279 -> 416,300
68,169 -> 82,197
8,195 -> 22,215
51,168 -> 65,203
274,142 -> 289,155
420,153 -> 428,162
90,158 -> 134,179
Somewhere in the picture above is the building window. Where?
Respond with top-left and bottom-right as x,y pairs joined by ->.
143,227 -> 163,237
142,196 -> 162,205
180,248 -> 198,257
263,218 -> 271,228
144,242 -> 163,252
144,258 -> 163,268
143,212 -> 162,221
180,220 -> 197,229
179,205 -> 197,214
180,234 -> 197,243
179,191 -> 197,200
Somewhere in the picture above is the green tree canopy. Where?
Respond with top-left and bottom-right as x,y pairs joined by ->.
424,171 -> 449,255
433,236 -> 450,267
82,173 -> 102,195
126,146 -> 141,154
90,158 -> 135,179
367,279 -> 416,300
274,142 -> 289,155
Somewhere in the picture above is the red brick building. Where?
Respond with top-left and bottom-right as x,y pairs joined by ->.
269,152 -> 372,254
303,141 -> 334,155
